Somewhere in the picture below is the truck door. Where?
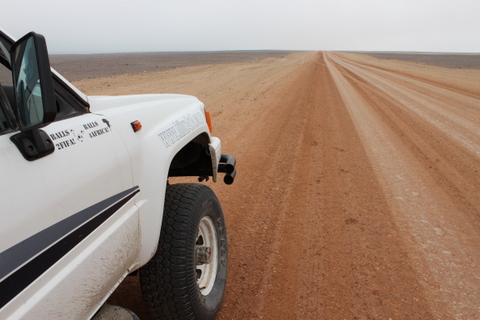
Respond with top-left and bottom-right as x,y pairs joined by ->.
0,33 -> 139,319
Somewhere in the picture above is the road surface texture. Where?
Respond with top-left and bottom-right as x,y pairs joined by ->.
72,51 -> 480,319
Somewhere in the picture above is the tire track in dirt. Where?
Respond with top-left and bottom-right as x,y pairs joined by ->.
329,54 -> 480,156
324,52 -> 480,319
212,54 -> 323,319
286,55 -> 435,319
216,53 -> 437,319
342,53 -> 480,101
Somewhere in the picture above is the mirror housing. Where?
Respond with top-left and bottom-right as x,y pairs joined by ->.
10,32 -> 56,160
11,32 -> 56,129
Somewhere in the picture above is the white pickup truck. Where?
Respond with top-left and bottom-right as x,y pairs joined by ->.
0,29 -> 236,320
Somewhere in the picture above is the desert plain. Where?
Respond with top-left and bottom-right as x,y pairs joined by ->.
52,51 -> 480,319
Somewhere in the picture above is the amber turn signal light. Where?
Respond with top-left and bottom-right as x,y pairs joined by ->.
131,120 -> 142,132
205,111 -> 213,133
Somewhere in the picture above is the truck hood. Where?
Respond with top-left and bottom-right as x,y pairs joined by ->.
87,94 -> 202,113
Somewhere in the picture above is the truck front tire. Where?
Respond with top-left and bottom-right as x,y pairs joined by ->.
140,184 -> 228,320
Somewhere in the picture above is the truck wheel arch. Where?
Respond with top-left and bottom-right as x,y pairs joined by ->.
168,133 -> 214,179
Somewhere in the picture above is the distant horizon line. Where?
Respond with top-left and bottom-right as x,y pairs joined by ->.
49,49 -> 480,56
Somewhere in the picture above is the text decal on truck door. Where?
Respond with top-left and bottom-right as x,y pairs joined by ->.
47,118 -> 112,151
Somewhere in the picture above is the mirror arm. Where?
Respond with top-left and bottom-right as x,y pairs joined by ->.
10,128 -> 54,161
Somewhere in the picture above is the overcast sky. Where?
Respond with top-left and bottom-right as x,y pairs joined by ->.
3,0 -> 479,54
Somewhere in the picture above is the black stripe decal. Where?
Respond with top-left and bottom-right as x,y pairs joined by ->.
0,186 -> 139,309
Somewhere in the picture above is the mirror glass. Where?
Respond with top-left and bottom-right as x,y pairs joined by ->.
13,36 -> 44,128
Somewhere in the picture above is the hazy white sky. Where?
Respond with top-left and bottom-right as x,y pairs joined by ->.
3,0 -> 480,53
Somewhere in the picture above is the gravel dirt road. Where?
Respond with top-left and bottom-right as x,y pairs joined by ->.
73,52 -> 480,319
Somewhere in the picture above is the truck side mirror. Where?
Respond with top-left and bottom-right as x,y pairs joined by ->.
10,32 -> 57,160
11,32 -> 56,129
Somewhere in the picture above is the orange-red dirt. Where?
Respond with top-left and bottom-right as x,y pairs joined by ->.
72,52 -> 480,319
